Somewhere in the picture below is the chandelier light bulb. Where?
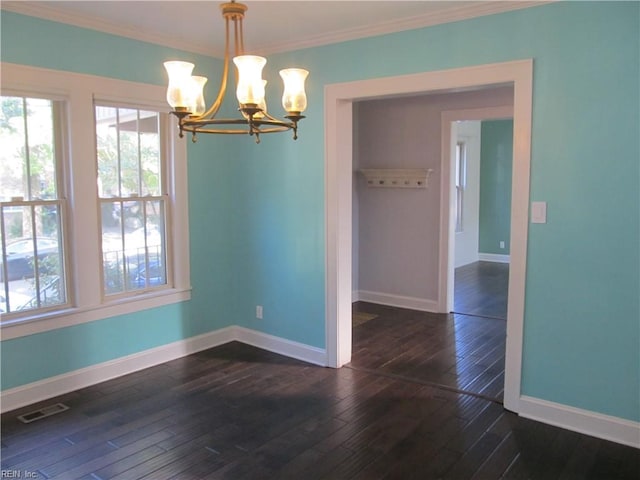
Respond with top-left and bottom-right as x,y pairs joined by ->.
280,68 -> 309,114
241,80 -> 268,120
233,55 -> 267,106
164,61 -> 196,111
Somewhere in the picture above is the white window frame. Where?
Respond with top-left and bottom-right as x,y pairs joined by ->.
1,63 -> 191,340
1,95 -> 71,316
94,104 -> 172,299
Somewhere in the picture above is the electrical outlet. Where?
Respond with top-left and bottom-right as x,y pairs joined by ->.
256,305 -> 263,319
531,201 -> 547,224
500,241 -> 505,249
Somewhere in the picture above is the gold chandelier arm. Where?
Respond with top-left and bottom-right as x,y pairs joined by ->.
234,18 -> 240,56
238,16 -> 244,54
198,15 -> 231,119
232,16 -> 241,101
262,111 -> 281,122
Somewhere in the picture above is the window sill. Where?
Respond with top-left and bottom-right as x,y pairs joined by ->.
0,287 -> 191,340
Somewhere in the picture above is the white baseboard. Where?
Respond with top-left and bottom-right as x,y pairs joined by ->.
1,326 -> 326,413
519,395 -> 640,448
357,290 -> 438,312
235,327 -> 327,367
478,253 -> 511,263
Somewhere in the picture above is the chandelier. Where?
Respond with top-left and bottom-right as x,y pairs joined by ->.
163,1 -> 309,143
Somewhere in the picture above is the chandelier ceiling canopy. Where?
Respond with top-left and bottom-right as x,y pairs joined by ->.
163,1 -> 309,143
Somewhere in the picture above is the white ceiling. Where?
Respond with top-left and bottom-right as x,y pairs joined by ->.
2,1 -> 543,57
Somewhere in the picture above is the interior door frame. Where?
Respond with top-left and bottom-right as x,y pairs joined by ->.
324,59 -> 533,413
440,106 -> 514,315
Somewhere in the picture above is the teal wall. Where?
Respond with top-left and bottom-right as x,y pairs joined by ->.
0,12 -> 240,389
479,120 -> 513,255
2,2 -> 639,423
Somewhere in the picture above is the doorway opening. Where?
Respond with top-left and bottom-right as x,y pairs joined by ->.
349,97 -> 514,404
325,60 -> 533,413
446,115 -> 514,321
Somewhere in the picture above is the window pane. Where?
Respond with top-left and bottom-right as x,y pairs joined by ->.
96,107 -> 161,198
0,97 -> 26,201
141,200 -> 166,288
102,200 -> 125,294
139,111 -> 161,196
122,201 -> 166,291
26,98 -> 57,200
0,97 -> 56,201
101,199 -> 167,295
1,203 -> 66,313
96,106 -> 119,197
119,108 -> 140,196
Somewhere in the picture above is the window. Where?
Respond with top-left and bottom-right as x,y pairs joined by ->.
0,96 -> 69,315
1,63 -> 190,339
455,141 -> 467,233
95,106 -> 169,296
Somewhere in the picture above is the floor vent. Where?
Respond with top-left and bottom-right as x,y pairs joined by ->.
17,403 -> 70,424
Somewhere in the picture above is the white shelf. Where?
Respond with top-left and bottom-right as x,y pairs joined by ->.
359,168 -> 433,189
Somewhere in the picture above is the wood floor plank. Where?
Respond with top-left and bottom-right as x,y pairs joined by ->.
50,440 -> 168,479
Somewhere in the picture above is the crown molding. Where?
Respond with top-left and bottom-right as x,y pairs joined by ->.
255,1 -> 549,55
2,1 -> 548,58
0,1 -> 222,57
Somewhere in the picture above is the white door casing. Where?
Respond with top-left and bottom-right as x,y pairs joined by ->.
325,59 -> 533,413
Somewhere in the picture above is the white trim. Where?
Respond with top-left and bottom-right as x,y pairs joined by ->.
0,63 -> 191,340
1,327 -> 235,413
0,326 -> 327,413
357,291 -> 438,313
519,395 -> 640,449
234,327 -> 327,367
478,253 -> 511,263
0,1 -> 547,57
0,290 -> 191,341
325,60 -> 533,412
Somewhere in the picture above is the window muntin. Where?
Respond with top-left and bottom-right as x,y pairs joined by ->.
95,106 -> 169,296
455,141 -> 467,233
0,96 -> 68,315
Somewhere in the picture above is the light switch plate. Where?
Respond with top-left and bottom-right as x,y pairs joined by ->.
531,201 -> 547,224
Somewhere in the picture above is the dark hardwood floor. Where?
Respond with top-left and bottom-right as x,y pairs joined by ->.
351,303 -> 506,403
2,313 -> 638,478
454,261 -> 509,320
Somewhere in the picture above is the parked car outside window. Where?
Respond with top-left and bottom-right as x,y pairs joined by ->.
0,238 -> 59,281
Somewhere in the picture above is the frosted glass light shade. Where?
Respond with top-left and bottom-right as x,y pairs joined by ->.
233,55 -> 266,105
256,81 -> 267,119
164,61 -> 195,111
190,76 -> 208,116
280,68 -> 308,114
